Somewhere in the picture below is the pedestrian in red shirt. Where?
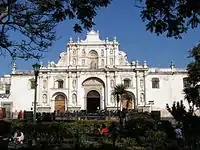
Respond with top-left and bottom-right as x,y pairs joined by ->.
98,124 -> 109,136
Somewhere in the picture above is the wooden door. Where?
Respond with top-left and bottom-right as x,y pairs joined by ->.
55,95 -> 65,112
2,104 -> 11,119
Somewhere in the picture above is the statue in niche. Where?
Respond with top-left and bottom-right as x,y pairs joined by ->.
110,80 -> 114,88
72,94 -> 77,105
43,94 -> 47,103
110,58 -> 113,65
72,79 -> 76,88
43,80 -> 47,89
110,49 -> 113,54
82,49 -> 85,56
101,49 -> 104,56
72,58 -> 76,65
90,61 -> 97,69
82,59 -> 85,65
72,49 -> 76,56
101,59 -> 104,66
140,93 -> 144,104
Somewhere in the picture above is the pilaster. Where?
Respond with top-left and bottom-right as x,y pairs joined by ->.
135,71 -> 139,108
105,72 -> 110,107
143,71 -> 147,105
67,72 -> 72,108
76,72 -> 80,106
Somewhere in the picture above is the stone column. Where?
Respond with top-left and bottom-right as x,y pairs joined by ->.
37,75 -> 41,106
68,45 -> 71,66
106,73 -> 110,107
106,48 -> 108,66
104,73 -> 109,110
135,71 -> 139,108
143,71 -> 147,105
105,40 -> 109,66
76,72 -> 80,106
67,72 -> 71,108
45,75 -> 49,106
113,45 -> 116,66
47,75 -> 53,111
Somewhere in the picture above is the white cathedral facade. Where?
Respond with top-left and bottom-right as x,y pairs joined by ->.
0,30 -> 189,118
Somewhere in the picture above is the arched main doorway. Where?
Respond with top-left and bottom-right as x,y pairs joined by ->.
55,94 -> 65,112
87,90 -> 100,112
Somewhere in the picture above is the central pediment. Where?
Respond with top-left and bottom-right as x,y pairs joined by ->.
83,30 -> 101,42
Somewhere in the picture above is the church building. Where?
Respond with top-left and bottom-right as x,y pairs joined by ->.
0,30 -> 188,118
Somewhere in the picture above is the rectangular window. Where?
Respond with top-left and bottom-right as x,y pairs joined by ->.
5,84 -> 10,94
124,79 -> 131,88
58,80 -> 64,88
152,78 -> 159,89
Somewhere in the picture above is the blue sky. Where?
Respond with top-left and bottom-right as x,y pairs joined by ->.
0,0 -> 199,76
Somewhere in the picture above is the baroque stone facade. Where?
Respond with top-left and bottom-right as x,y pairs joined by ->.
0,30 -> 188,117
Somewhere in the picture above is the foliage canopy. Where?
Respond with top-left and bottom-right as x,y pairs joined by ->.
138,0 -> 200,39
1,0 -> 199,59
0,0 -> 111,59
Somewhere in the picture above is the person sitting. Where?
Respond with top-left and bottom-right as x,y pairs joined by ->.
13,129 -> 24,144
98,124 -> 109,136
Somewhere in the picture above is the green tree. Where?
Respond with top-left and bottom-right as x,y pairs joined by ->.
184,44 -> 200,112
137,0 -> 200,39
166,100 -> 191,123
1,0 -> 199,59
166,44 -> 200,149
0,0 -> 111,59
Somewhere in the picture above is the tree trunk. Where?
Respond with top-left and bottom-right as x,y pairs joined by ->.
117,94 -> 119,110
134,99 -> 136,110
120,101 -> 122,111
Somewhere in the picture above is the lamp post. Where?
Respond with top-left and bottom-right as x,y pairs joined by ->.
32,63 -> 41,123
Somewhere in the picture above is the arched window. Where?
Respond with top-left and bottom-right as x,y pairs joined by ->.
57,80 -> 64,89
124,78 -> 131,88
88,50 -> 98,69
152,78 -> 159,89
55,94 -> 65,101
